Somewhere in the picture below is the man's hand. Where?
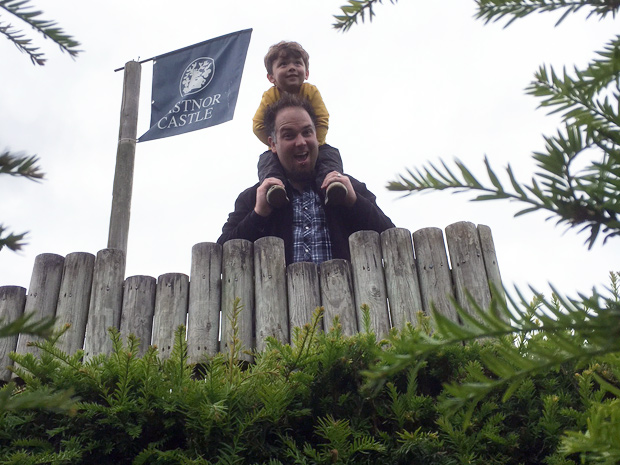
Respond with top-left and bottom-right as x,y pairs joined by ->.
255,177 -> 285,217
321,171 -> 357,207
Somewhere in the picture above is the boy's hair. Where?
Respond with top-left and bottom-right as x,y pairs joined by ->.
264,41 -> 310,75
264,93 -> 317,141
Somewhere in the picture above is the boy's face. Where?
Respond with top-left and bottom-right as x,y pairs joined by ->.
267,53 -> 309,93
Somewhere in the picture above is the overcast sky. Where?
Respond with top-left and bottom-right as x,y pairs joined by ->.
1,0 -> 618,302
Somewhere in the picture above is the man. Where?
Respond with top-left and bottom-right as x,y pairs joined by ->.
217,94 -> 394,264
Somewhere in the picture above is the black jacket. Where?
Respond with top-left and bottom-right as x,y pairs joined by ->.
217,176 -> 395,264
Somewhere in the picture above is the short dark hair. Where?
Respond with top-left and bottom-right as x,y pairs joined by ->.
264,93 -> 317,141
264,41 -> 310,75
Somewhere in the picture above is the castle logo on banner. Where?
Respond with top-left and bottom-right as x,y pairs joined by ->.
139,29 -> 252,143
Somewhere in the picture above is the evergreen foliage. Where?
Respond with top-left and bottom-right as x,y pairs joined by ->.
331,1 -> 620,462
1,0 -> 79,253
0,311 -> 612,464
0,0 -> 81,66
0,151 -> 44,252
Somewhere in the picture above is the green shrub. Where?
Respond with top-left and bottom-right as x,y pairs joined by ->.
0,308 -> 608,464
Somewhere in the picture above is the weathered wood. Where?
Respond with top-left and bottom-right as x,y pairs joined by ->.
381,228 -> 423,328
254,237 -> 288,352
16,253 -> 64,355
188,242 -> 222,362
107,60 -> 141,255
119,275 -> 156,356
287,262 -> 321,333
445,221 -> 491,320
3,221 -> 506,362
221,240 -> 254,361
0,286 -> 26,381
55,252 -> 95,354
349,231 -> 390,336
413,227 -> 457,322
319,259 -> 357,336
478,224 -> 505,303
83,249 -> 125,358
152,273 -> 189,359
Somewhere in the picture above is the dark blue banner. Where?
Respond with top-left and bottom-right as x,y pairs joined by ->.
139,29 -> 252,143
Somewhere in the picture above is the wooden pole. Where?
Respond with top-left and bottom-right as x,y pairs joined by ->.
107,61 -> 141,255
0,286 -> 26,381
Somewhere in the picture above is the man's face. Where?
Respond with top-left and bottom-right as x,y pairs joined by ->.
267,53 -> 309,93
269,106 -> 319,184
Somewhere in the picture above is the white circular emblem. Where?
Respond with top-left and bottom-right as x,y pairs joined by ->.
180,57 -> 215,97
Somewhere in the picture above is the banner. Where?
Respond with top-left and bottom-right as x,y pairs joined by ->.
139,29 -> 252,143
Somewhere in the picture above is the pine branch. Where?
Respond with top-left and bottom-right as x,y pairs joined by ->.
475,0 -> 620,27
0,0 -> 81,66
0,151 -> 44,180
333,0 -> 397,32
0,224 -> 28,252
0,312 -> 55,339
368,274 -> 620,425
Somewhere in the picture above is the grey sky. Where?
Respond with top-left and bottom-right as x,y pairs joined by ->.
1,0 -> 618,299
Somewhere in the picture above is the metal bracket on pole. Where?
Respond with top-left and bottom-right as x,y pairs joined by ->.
107,61 -> 141,256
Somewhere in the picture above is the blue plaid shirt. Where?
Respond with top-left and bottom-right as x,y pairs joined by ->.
291,187 -> 333,264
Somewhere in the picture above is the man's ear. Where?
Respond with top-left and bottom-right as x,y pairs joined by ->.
268,135 -> 277,153
267,73 -> 276,85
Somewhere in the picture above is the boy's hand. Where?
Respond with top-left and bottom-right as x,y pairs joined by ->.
321,171 -> 357,207
255,178 -> 284,217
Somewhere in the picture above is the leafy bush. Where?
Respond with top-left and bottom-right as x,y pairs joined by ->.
0,307 -> 612,464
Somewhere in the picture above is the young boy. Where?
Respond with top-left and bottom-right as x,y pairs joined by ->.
252,41 -> 346,208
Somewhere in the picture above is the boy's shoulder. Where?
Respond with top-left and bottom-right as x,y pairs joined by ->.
299,82 -> 319,95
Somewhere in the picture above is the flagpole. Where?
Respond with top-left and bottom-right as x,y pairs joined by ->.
107,60 -> 141,256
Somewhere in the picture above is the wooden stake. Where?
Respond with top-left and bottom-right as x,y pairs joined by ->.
107,61 -> 141,255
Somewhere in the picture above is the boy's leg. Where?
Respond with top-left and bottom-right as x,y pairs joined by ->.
257,149 -> 289,208
257,149 -> 286,183
314,144 -> 344,183
315,145 -> 347,205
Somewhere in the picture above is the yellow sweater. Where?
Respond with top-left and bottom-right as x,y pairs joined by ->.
252,82 -> 329,146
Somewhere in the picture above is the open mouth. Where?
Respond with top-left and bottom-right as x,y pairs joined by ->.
293,152 -> 309,163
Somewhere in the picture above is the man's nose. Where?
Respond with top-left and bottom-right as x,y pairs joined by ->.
294,134 -> 306,146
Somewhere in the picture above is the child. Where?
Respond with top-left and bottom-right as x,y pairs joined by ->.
252,41 -> 346,208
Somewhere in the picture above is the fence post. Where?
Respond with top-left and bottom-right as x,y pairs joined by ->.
254,237 -> 288,352
83,249 -> 125,358
349,231 -> 390,337
445,221 -> 491,320
15,253 -> 65,356
0,286 -> 26,381
319,259 -> 356,336
413,227 -> 457,323
381,228 -> 423,328
55,252 -> 95,354
152,273 -> 189,359
478,224 -> 505,304
188,242 -> 223,362
221,240 -> 254,362
119,275 -> 157,356
287,262 -> 321,333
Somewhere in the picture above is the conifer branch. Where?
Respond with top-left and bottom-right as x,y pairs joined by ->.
333,0 -> 397,32
475,0 -> 620,27
0,0 -> 81,66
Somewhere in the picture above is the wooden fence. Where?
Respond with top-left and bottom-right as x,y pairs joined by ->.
0,221 -> 502,380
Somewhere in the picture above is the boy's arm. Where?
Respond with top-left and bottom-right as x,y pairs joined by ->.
303,84 -> 329,145
252,88 -> 280,146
